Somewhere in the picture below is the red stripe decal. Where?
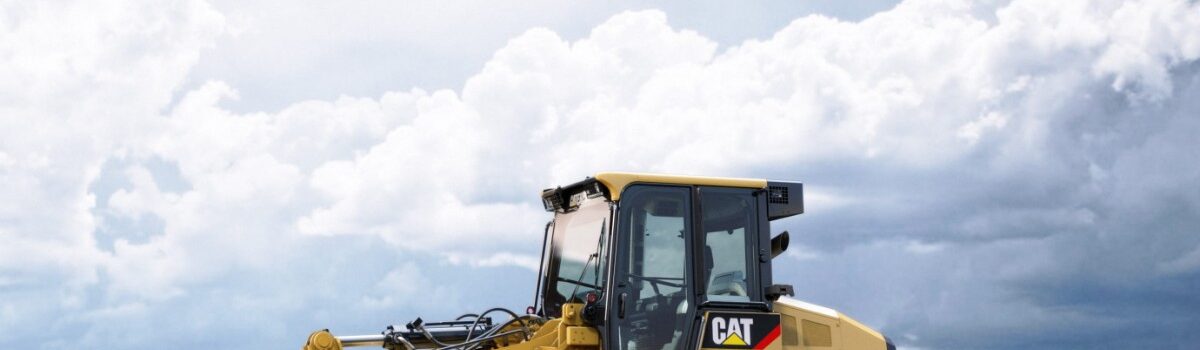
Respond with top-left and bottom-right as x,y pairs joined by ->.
754,325 -> 782,350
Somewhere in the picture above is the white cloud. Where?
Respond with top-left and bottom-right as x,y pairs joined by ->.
445,252 -> 541,271
361,262 -> 431,308
0,0 -> 223,287
956,111 -> 1009,144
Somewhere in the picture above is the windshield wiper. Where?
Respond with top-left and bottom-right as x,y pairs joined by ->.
558,278 -> 601,290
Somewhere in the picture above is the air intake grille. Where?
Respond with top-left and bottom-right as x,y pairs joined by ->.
768,186 -> 789,204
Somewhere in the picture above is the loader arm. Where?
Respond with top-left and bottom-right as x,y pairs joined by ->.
302,304 -> 599,350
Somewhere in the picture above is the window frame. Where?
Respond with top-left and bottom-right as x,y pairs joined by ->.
694,186 -> 766,304
540,195 -> 613,317
607,184 -> 697,350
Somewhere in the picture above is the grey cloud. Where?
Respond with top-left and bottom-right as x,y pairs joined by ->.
777,60 -> 1200,349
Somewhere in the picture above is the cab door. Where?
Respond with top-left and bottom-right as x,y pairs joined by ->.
608,185 -> 697,350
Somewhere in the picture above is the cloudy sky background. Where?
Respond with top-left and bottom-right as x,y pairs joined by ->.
2,0 -> 1200,349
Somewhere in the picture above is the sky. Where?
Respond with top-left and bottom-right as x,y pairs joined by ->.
1,0 -> 1199,349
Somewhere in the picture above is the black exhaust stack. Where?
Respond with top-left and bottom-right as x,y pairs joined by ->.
770,231 -> 790,258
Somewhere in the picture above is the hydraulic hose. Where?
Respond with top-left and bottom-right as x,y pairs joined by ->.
412,307 -> 542,350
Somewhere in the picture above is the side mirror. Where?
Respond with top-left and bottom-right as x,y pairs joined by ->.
770,231 -> 790,259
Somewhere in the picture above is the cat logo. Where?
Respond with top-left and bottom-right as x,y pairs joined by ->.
701,312 -> 782,350
710,317 -> 755,346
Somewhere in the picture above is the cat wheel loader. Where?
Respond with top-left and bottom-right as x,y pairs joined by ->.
304,172 -> 895,350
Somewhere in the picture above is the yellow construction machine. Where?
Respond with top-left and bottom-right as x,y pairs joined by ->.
304,172 -> 895,350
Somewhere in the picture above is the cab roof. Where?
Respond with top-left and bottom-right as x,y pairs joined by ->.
593,172 -> 766,200
541,172 -> 801,220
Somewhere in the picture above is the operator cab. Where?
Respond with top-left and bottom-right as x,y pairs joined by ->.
535,172 -> 803,350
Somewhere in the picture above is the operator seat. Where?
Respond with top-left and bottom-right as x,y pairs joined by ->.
703,245 -> 748,298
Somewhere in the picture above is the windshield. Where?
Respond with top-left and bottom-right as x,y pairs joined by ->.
541,195 -> 610,317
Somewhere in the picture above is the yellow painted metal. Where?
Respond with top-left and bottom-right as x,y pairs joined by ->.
466,303 -> 600,350
556,303 -> 600,349
559,303 -> 584,326
493,319 -> 560,350
800,320 -> 832,347
781,314 -> 800,347
773,298 -> 887,350
837,314 -> 886,350
302,330 -> 343,350
594,172 -> 767,200
562,327 -> 600,347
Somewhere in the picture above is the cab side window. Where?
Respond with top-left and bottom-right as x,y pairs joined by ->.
700,187 -> 759,302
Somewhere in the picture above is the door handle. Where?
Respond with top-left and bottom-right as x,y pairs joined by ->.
618,292 -> 627,319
